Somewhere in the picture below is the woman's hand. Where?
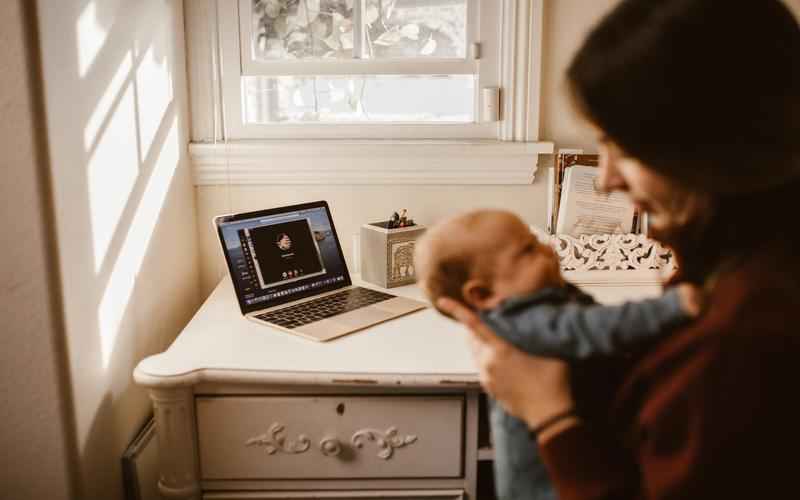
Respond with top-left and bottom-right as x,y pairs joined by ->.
437,297 -> 575,429
676,282 -> 706,318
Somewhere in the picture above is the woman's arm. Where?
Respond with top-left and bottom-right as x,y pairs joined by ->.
542,291 -> 800,500
538,420 -> 639,500
439,297 -> 641,500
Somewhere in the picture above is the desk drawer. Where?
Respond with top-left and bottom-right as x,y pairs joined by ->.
205,490 -> 464,499
196,396 -> 464,480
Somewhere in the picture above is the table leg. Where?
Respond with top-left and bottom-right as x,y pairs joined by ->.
464,391 -> 479,500
150,387 -> 201,499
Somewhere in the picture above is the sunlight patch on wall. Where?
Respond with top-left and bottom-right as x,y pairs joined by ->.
77,2 -> 109,78
88,80 -> 139,272
136,41 -> 173,161
99,116 -> 180,369
84,51 -> 133,151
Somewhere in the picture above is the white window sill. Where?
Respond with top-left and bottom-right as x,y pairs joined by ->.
189,140 -> 554,186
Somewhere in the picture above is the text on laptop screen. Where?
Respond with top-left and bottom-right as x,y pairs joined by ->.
218,206 -> 347,308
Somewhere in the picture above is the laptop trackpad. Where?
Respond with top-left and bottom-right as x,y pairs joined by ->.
296,307 -> 392,342
336,306 -> 393,327
373,296 -> 427,315
294,298 -> 427,341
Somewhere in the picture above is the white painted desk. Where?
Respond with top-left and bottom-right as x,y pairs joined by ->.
134,272 -> 662,500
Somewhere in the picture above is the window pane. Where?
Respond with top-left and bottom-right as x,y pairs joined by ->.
252,0 -> 355,60
364,0 -> 467,58
242,74 -> 474,123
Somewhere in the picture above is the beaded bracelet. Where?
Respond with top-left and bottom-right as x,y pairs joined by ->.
528,408 -> 578,438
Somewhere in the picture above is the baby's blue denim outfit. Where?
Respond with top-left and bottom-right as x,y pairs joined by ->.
479,284 -> 688,500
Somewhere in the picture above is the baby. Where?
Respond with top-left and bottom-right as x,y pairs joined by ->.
415,209 -> 701,500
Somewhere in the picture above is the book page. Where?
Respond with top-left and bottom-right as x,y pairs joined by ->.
556,165 -> 636,236
546,166 -> 554,234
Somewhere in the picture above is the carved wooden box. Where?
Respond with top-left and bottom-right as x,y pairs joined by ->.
360,223 -> 426,288
530,228 -> 675,271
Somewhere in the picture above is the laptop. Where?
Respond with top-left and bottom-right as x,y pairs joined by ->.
215,201 -> 427,342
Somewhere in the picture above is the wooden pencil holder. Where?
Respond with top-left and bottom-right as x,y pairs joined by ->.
360,222 -> 426,288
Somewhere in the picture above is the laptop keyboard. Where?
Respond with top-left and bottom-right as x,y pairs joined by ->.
255,287 -> 396,330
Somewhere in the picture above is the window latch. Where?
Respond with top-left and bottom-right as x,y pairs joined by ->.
471,42 -> 482,60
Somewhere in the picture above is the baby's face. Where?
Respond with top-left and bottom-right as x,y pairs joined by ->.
479,218 -> 563,308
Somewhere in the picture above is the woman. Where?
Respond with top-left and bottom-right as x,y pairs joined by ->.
440,0 -> 800,498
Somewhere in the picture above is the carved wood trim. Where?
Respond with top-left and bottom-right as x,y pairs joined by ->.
245,423 -> 311,455
531,230 -> 676,272
351,427 -> 419,460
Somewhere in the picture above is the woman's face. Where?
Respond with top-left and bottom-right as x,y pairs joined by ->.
595,137 -> 709,234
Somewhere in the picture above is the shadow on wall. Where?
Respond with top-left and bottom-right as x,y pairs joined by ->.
38,0 -> 199,498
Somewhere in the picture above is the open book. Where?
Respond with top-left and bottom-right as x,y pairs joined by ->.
547,152 -> 643,236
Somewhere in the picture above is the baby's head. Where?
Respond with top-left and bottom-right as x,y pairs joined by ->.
415,209 -> 563,316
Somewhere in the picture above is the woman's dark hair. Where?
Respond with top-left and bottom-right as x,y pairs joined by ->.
568,0 -> 800,194
568,0 -> 800,283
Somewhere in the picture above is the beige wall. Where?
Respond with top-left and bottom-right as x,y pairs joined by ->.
32,0 -> 201,498
540,0 -> 621,148
0,1 -> 76,498
193,0 -> 623,295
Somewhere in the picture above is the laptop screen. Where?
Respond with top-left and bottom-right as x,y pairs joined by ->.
216,201 -> 351,314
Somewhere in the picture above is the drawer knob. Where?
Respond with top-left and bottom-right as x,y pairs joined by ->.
319,437 -> 343,457
245,422 -> 310,455
351,426 -> 418,460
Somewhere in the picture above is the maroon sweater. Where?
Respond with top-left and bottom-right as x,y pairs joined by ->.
541,238 -> 800,499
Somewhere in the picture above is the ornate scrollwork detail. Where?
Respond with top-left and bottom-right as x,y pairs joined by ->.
351,427 -> 418,460
245,422 -> 310,455
531,229 -> 675,272
319,437 -> 342,457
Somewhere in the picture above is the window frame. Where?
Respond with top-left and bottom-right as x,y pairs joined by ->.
216,0 -> 507,139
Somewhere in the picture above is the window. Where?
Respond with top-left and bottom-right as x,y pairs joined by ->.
240,0 -> 479,125
188,0 -> 552,185
213,0 -> 541,140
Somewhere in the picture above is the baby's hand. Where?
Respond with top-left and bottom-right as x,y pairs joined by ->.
677,283 -> 705,318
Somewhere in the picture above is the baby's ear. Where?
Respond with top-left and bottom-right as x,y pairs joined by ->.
461,279 -> 494,310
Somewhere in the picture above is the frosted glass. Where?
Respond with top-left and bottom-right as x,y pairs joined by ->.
243,74 -> 474,123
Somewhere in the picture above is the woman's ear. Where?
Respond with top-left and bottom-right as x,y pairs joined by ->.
462,279 -> 494,310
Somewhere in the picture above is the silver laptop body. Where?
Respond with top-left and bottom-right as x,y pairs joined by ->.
214,201 -> 426,342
